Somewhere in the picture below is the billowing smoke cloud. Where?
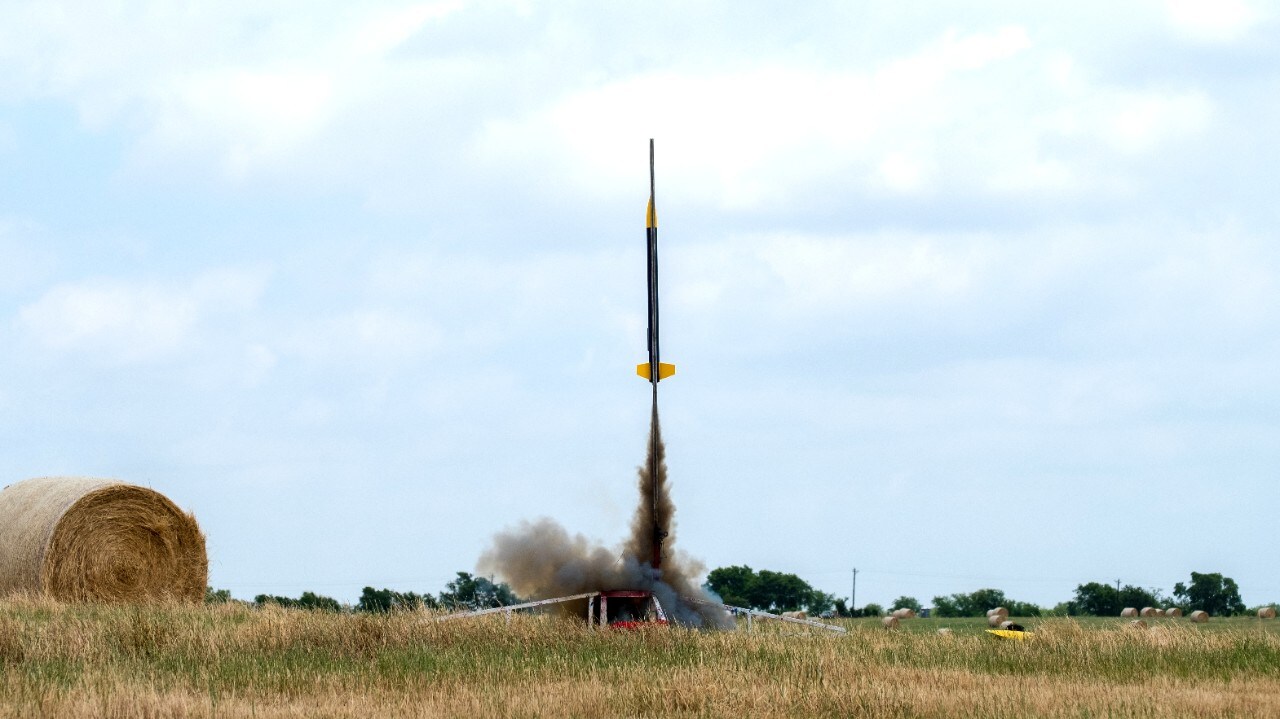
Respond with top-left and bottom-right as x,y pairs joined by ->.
477,401 -> 732,628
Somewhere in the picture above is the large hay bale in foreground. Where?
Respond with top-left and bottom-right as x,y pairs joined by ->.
1188,610 -> 1208,623
881,615 -> 899,629
0,477 -> 206,602
1120,607 -> 1138,618
1259,607 -> 1277,619
1165,607 -> 1183,618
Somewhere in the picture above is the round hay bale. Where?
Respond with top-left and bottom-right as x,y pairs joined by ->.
881,615 -> 899,629
892,607 -> 915,619
1140,607 -> 1157,617
1120,607 -> 1138,618
987,613 -> 1005,627
0,477 -> 206,602
1165,607 -> 1183,618
1153,608 -> 1165,617
1129,619 -> 1147,629
999,620 -> 1015,630
1188,610 -> 1208,623
1258,607 -> 1277,619
986,607 -> 1008,619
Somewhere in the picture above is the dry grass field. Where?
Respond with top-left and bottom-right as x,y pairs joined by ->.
2,598 -> 1279,718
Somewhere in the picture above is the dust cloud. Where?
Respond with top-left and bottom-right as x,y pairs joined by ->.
477,400 -> 732,628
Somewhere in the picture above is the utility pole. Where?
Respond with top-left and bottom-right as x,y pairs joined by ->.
1116,578 -> 1121,593
851,568 -> 859,611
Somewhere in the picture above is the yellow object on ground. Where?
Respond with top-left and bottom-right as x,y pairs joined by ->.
986,629 -> 1035,640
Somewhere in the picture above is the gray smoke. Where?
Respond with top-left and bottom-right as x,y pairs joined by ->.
477,402 -> 732,628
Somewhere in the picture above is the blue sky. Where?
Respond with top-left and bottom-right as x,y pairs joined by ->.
2,0 -> 1278,609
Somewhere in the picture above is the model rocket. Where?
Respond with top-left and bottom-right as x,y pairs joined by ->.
637,139 -> 675,386
638,139 -> 672,571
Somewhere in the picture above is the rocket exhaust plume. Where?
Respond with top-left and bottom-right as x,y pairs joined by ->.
477,402 -> 733,629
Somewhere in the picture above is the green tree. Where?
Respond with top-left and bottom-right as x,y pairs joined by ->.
704,566 -> 831,614
860,603 -> 884,617
932,588 -> 1041,617
254,591 -> 342,612
1066,582 -> 1162,616
1067,582 -> 1119,616
705,565 -> 755,607
205,586 -> 232,604
438,572 -> 520,611
1173,572 -> 1246,616
808,591 -> 837,617
751,569 -> 816,613
891,596 -> 922,613
832,598 -> 850,617
357,587 -> 438,613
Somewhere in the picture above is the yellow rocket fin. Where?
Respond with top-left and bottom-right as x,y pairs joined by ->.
636,362 -> 676,380
646,198 -> 657,229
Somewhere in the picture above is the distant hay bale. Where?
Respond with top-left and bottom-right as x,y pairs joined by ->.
987,614 -> 1005,627
0,477 -> 206,602
986,607 -> 1008,619
781,610 -> 807,619
1140,607 -> 1158,617
1259,607 -> 1277,619
1154,608 -> 1165,617
1165,607 -> 1183,618
1120,607 -> 1138,618
881,615 -> 899,629
1129,619 -> 1147,629
936,628 -> 953,636
892,608 -> 916,619
1188,610 -> 1208,623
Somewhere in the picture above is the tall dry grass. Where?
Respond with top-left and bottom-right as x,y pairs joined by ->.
2,599 -> 1278,718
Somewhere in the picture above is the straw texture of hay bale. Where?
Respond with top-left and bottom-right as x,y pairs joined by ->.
881,615 -> 899,629
891,607 -> 915,619
1188,610 -> 1208,623
1259,606 -> 1277,619
986,607 -> 1008,619
0,477 -> 206,602
1120,607 -> 1138,618
1165,607 -> 1183,618
987,614 -> 1005,627
1129,619 -> 1147,629
1140,607 -> 1158,617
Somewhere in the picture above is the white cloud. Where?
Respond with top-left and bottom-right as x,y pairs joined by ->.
17,282 -> 198,360
0,220 -> 56,293
1165,0 -> 1262,42
280,309 -> 442,367
15,268 -> 267,363
1103,91 -> 1213,154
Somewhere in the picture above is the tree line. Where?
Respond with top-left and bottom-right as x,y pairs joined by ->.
206,572 -> 520,613
703,567 -> 1264,617
207,568 -> 1264,618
